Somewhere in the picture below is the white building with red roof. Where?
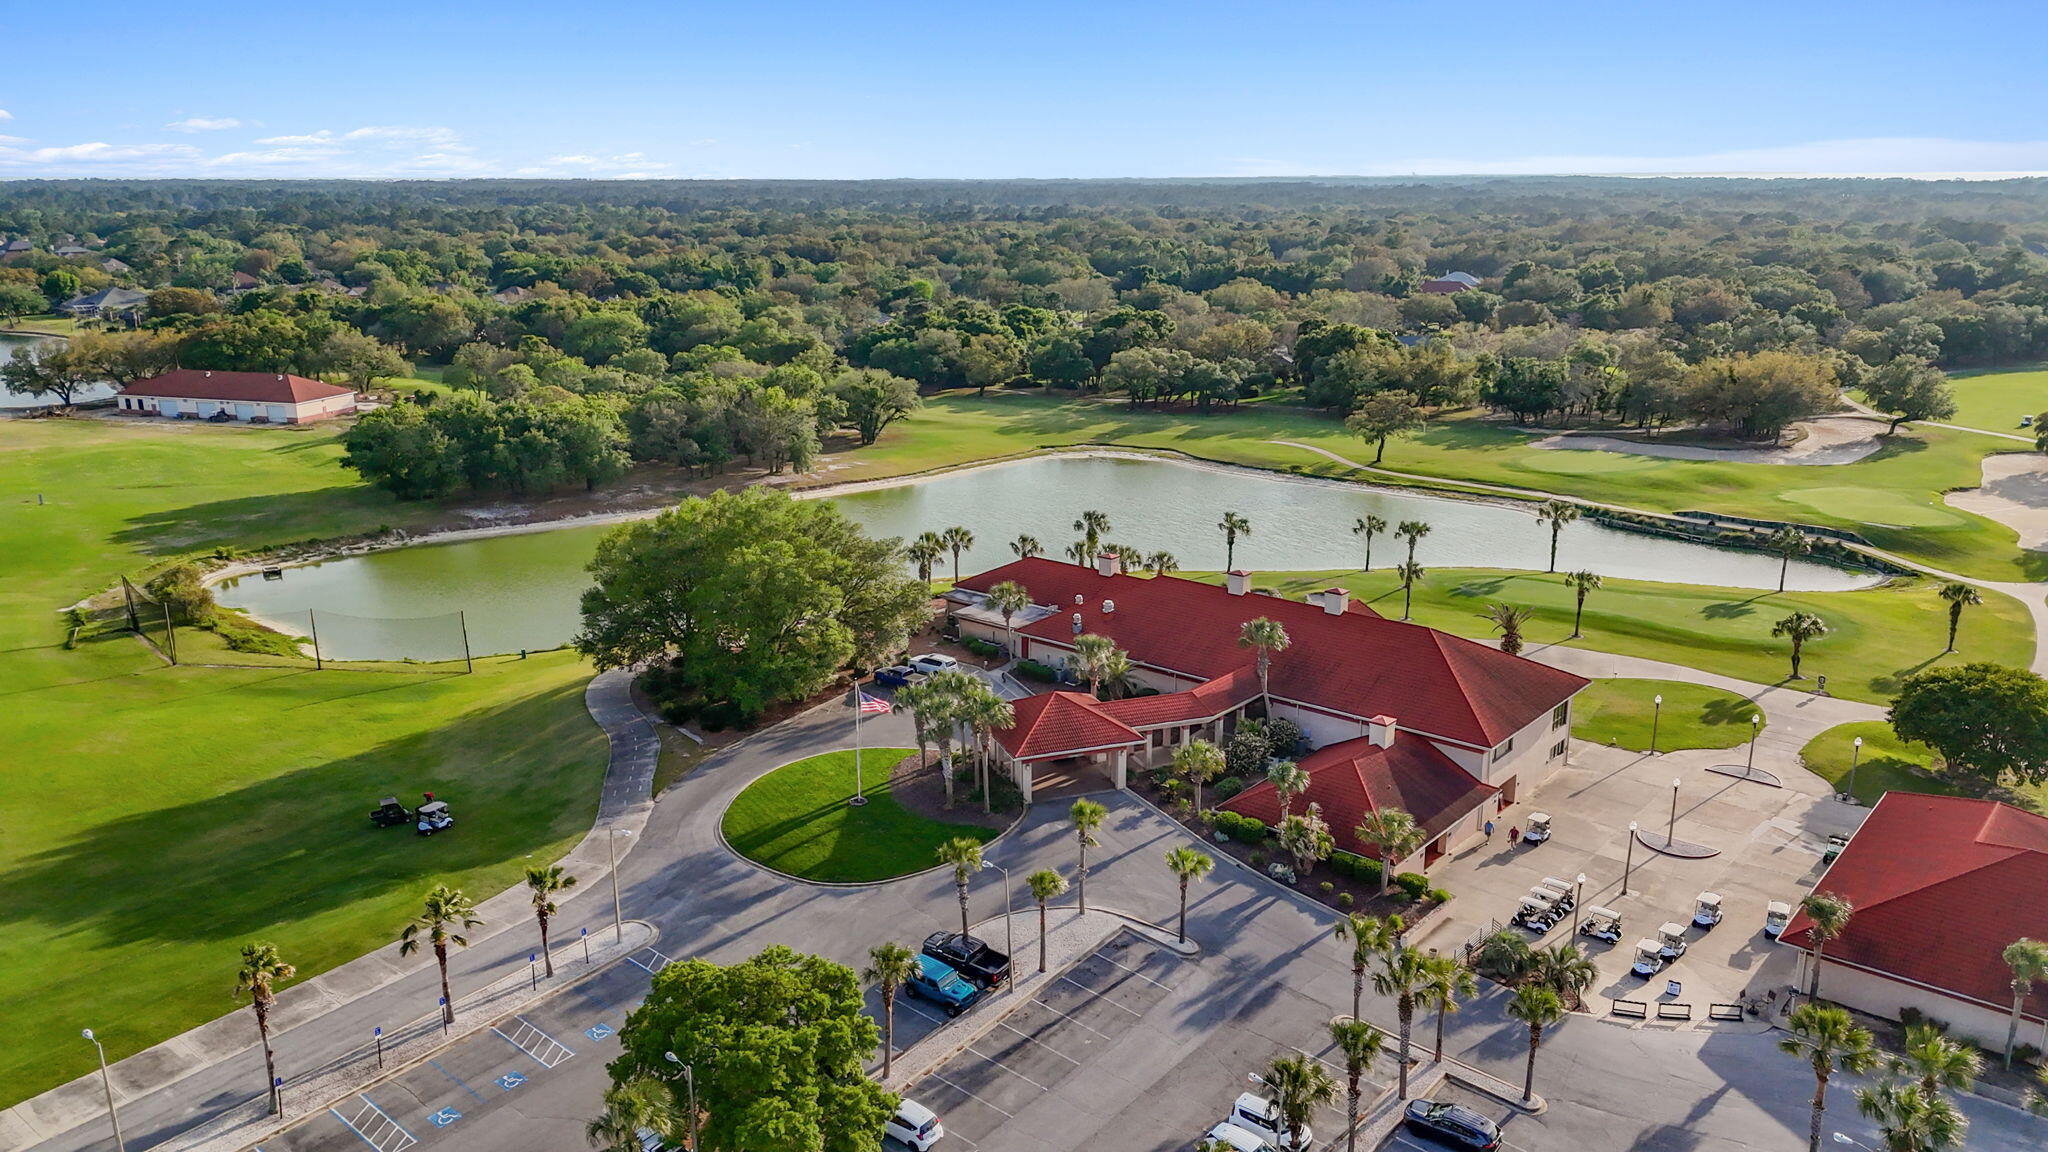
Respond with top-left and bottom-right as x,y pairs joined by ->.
1783,792 -> 2048,1050
952,554 -> 1589,870
115,369 -> 359,424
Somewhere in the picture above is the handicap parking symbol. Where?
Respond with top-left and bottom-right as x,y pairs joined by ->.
585,1022 -> 615,1041
429,1108 -> 462,1128
495,1071 -> 527,1090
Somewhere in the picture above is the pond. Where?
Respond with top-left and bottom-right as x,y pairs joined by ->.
0,331 -> 117,408
215,454 -> 1876,660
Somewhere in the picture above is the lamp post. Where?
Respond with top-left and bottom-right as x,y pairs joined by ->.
1832,1134 -> 1875,1151
1622,821 -> 1639,896
1650,693 -> 1663,754
664,1051 -> 700,1152
980,858 -> 1015,992
1667,777 -> 1681,846
1846,736 -> 1863,802
608,827 -> 632,943
81,1029 -> 125,1152
1574,872 -> 1587,921
1744,714 -> 1761,775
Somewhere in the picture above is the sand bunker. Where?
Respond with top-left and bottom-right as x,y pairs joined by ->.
1529,415 -> 1886,465
1946,452 -> 2048,552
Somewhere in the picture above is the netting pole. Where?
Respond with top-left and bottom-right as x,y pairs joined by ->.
162,602 -> 178,665
121,577 -> 138,633
308,610 -> 323,671
458,610 -> 473,674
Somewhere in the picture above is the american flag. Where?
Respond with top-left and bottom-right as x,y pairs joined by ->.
856,690 -> 893,714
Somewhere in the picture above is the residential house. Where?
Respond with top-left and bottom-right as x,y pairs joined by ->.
52,244 -> 90,258
1418,272 -> 1481,294
0,238 -> 33,262
230,271 -> 262,291
100,258 -> 132,275
493,286 -> 536,305
115,369 -> 359,424
56,287 -> 150,321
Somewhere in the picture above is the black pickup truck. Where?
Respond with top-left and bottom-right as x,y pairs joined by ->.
922,930 -> 1011,991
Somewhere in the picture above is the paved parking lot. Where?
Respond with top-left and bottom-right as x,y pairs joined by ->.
1378,1083 -> 1522,1152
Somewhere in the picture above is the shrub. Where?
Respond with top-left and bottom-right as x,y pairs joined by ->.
1337,892 -> 1354,908
659,698 -> 698,726
1392,871 -> 1431,900
1328,850 -> 1384,885
1319,881 -> 1335,894
1212,775 -> 1245,802
2014,1042 -> 2043,1066
1262,717 -> 1305,757
1472,930 -> 1535,983
1014,658 -> 1061,682
1226,725 -> 1272,776
1211,811 -> 1269,844
697,699 -> 757,731
1426,888 -> 1451,904
1248,851 -> 1265,868
961,636 -> 1001,658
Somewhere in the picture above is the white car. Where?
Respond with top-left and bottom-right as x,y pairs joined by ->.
1227,1093 -> 1311,1151
908,653 -> 959,675
1203,1121 -> 1280,1152
885,1100 -> 945,1150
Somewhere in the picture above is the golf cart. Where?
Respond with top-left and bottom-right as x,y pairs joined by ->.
370,796 -> 411,828
415,800 -> 453,836
1763,900 -> 1793,938
1512,888 -> 1564,932
1540,877 -> 1579,914
1523,813 -> 1552,844
1578,905 -> 1623,945
1658,922 -> 1690,960
1692,892 -> 1724,929
1631,939 -> 1666,977
1822,834 -> 1849,865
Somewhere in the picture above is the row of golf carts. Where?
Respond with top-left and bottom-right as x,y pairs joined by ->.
1514,880 -> 1800,979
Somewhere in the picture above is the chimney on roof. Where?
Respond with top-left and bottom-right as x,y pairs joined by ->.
1226,570 -> 1251,596
1322,587 -> 1350,616
1096,552 -> 1120,578
1367,715 -> 1397,748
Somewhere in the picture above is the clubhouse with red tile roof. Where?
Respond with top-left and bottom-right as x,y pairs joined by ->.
115,369 -> 359,424
952,554 -> 1589,871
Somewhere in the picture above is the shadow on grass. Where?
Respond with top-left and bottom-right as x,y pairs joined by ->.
111,485 -> 401,558
1701,595 -> 1768,620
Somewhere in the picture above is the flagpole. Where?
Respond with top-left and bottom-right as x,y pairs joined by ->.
850,682 -> 869,807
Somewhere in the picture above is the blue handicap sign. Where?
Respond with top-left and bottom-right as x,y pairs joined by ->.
429,1108 -> 462,1128
585,1022 -> 615,1041
495,1071 -> 527,1090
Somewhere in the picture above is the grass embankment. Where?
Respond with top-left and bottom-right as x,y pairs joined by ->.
839,389 -> 2041,580
1183,569 -> 2031,705
1944,366 -> 2048,436
1799,721 -> 2048,813
722,749 -> 1001,883
1571,678 -> 1760,752
0,419 -> 604,1103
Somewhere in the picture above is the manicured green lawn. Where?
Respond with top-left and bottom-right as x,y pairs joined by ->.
1182,569 -> 2031,705
1943,366 -> 2048,435
1571,678 -> 1760,752
722,750 -> 1001,882
1799,721 -> 2047,812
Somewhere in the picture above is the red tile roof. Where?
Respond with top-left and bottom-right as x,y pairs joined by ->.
1783,793 -> 2048,1020
994,691 -> 1143,762
120,369 -> 355,405
957,558 -> 1587,747
1222,733 -> 1496,855
1097,666 -> 1262,728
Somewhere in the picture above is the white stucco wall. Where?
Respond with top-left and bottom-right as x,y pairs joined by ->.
1813,959 -> 2048,1053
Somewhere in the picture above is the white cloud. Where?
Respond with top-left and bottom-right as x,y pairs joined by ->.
0,134 -> 26,145
0,109 -> 13,122
165,116 -> 243,132
0,141 -> 199,165
1366,136 -> 2048,178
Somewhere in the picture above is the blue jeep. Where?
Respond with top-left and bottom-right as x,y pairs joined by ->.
906,953 -> 983,1017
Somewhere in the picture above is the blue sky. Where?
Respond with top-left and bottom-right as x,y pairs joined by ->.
3,1 -> 2045,180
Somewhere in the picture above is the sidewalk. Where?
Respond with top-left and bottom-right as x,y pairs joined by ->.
0,669 -> 659,1152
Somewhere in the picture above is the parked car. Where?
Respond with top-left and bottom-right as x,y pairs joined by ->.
923,930 -> 1011,991
1403,1099 -> 1503,1150
1201,1122 -> 1280,1152
884,1099 -> 945,1150
906,953 -> 983,1016
873,665 -> 928,688
635,1128 -> 667,1152
1226,1093 -> 1311,1151
908,653 -> 959,675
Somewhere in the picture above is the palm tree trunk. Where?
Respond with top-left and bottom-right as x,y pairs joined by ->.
2008,988 -> 2025,1067
1178,879 -> 1190,942
256,1002 -> 278,1114
1790,638 -> 1803,679
1524,1027 -> 1540,1103
539,913 -> 554,978
1548,527 -> 1559,573
1397,1004 -> 1413,1097
1077,843 -> 1089,914
958,881 -> 971,940
940,746 -> 955,809
1038,903 -> 1048,972
1947,608 -> 1961,653
882,989 -> 897,1079
1779,553 -> 1790,594
1364,536 -> 1373,573
436,943 -> 455,1024
1352,963 -> 1364,1024
1402,582 -> 1413,620
1345,1072 -> 1362,1152
1811,943 -> 1825,999
1573,594 -> 1585,638
1435,1002 -> 1447,1061
1807,1070 -> 1828,1152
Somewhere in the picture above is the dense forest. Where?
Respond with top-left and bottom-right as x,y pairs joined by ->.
7,176 -> 2048,496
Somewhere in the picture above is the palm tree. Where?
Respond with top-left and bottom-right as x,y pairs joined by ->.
1529,942 -> 1599,1010
1420,952 -> 1476,1062
1164,846 -> 1214,942
1767,526 -> 1811,593
1259,1053 -> 1338,1151
957,684 -> 1014,813
1266,758 -> 1309,822
1395,519 -> 1432,567
1536,500 -> 1580,573
1506,983 -> 1566,1104
985,580 -> 1032,657
1773,611 -> 1829,680
1353,514 -> 1387,572
1800,892 -> 1855,1000
1779,1002 -> 1878,1152
908,532 -> 946,584
1481,603 -> 1535,656
1238,616 -> 1291,706
1890,1021 -> 1980,1095
399,885 -> 483,1026
2003,938 -> 2048,1067
1173,738 -> 1226,813
1219,511 -> 1252,570
1856,1079 -> 1968,1152
863,942 -> 919,1080
585,1076 -> 681,1152
935,837 -> 985,939
1070,799 -> 1107,913
1396,561 -> 1426,621
1027,868 -> 1068,972
1144,550 -> 1179,576
1064,539 -> 1091,565
1564,570 -> 1602,638
940,525 -> 975,582
1374,944 -> 1430,1097
524,864 -> 577,978
1329,1018 -> 1387,1152
1109,542 -> 1144,573
1354,808 -> 1423,897
1097,648 -> 1138,700
1333,912 -> 1402,1024
903,679 -> 960,808
1073,509 -> 1112,558
233,942 -> 296,1115
1937,581 -> 1981,653
1009,533 -> 1043,560
1071,633 -> 1120,698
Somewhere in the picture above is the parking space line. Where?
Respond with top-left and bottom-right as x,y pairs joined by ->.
1090,951 -> 1175,990
427,1059 -> 486,1104
998,1020 -> 1082,1064
900,1000 -> 950,1026
328,1094 -> 417,1152
928,1071 -> 1015,1118
1057,975 -> 1141,1014
1023,997 -> 1115,1040
966,1046 -> 1048,1091
492,1017 -> 575,1068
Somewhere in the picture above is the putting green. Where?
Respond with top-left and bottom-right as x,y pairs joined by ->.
1780,486 -> 1963,528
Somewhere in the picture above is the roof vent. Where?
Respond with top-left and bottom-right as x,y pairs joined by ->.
1074,593 -> 1084,606
203,371 -> 212,377
1071,613 -> 1083,635
1103,599 -> 1115,614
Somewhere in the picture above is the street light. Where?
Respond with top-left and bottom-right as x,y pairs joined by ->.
980,858 -> 1015,992
1667,777 -> 1681,846
608,827 -> 633,943
81,1029 -> 125,1152
1650,694 -> 1663,754
1622,821 -> 1639,896
1574,872 -> 1587,923
1744,714 -> 1761,774
1833,1134 -> 1875,1151
1846,736 -> 1864,802
664,1051 -> 700,1152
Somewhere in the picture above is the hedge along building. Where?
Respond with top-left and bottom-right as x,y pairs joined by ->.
949,555 -> 1588,871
